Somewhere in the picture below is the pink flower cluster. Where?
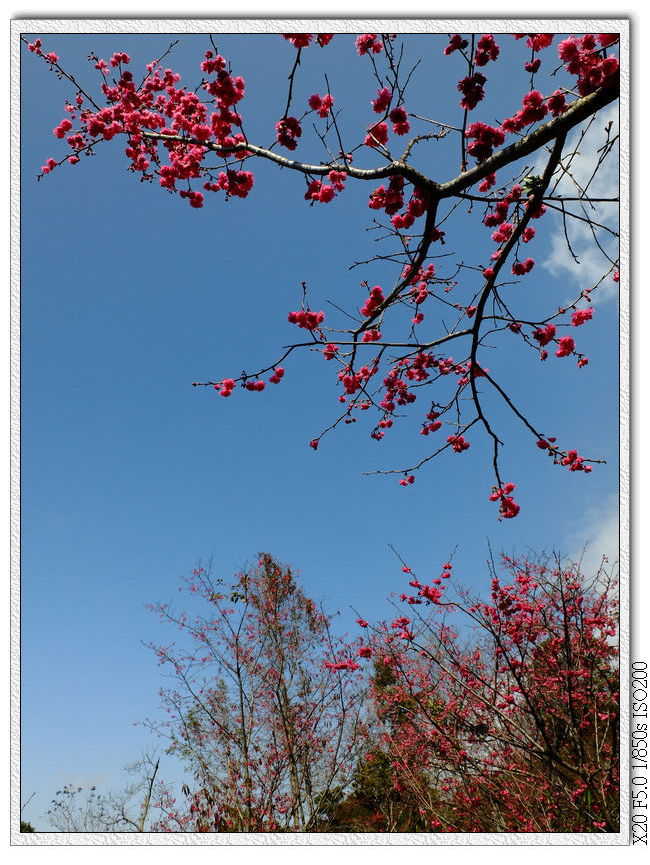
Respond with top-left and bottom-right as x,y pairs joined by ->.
361,285 -> 385,317
38,42 -> 265,206
368,91 -> 408,135
304,179 -> 335,203
269,367 -> 285,384
244,379 -> 266,391
205,169 -> 254,199
328,170 -> 347,192
368,350 -> 482,444
512,257 -> 535,275
324,658 -> 361,672
370,417 -> 393,441
391,187 -> 428,230
364,122 -> 389,148
536,439 -> 592,473
571,307 -> 594,326
404,263 -> 436,315
447,434 -> 470,452
474,34 -> 500,66
368,178 -> 433,232
389,107 -> 410,135
40,157 -> 58,174
561,449 -> 592,472
491,222 -> 513,244
555,335 -> 575,357
287,309 -> 325,330
304,170 -> 346,204
391,616 -> 414,641
444,35 -> 468,55
547,90 -> 569,116
483,184 -> 522,226
282,34 -> 333,49
111,51 -> 130,66
520,33 -> 554,51
490,482 -> 520,519
339,362 -> 379,397
372,86 -> 392,113
53,117 -> 73,139
282,34 -> 313,48
28,39 -> 59,66
558,34 -> 619,96
368,175 -> 405,216
179,189 -> 204,208
480,183 -> 540,273
458,73 -> 487,110
403,570 -> 446,604
308,92 -> 334,118
533,324 -> 556,346
420,408 -> 442,436
478,171 -> 496,192
276,116 -> 302,150
500,86 -> 568,131
356,34 -> 383,55
502,89 -> 550,132
465,122 -> 505,162
217,378 -> 235,397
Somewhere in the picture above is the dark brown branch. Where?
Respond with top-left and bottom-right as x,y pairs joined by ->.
140,129 -> 435,190
467,129 -> 568,486
437,85 -> 619,199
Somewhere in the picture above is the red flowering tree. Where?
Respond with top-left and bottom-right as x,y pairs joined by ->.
23,29 -> 621,519
357,551 -> 619,832
143,554 -> 368,832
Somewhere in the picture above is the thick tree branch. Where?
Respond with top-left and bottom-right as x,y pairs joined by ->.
437,85 -> 619,198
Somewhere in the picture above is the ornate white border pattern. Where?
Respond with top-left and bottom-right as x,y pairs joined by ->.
10,16 -> 630,848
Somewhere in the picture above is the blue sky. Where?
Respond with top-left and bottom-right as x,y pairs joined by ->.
18,25 -> 623,830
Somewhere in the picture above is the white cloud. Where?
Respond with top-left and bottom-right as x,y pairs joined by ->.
564,494 -> 620,583
540,104 -> 620,304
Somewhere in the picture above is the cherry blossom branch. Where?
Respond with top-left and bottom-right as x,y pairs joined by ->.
25,32 -> 621,518
467,129 -> 567,488
437,85 -> 619,198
